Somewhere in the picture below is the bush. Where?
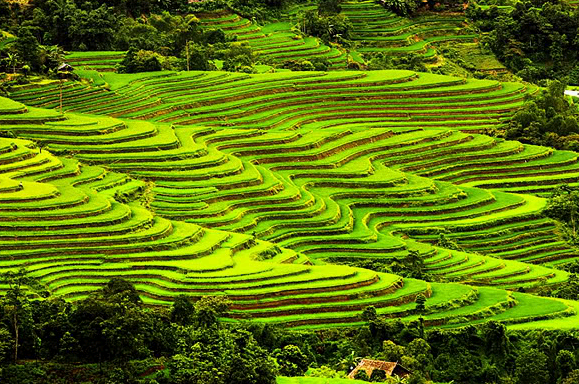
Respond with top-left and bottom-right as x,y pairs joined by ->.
379,0 -> 420,16
118,49 -> 163,73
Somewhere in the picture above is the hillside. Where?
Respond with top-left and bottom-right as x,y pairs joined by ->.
4,0 -> 579,381
1,69 -> 579,331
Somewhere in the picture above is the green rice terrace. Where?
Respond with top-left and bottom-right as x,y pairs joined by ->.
1,67 -> 579,331
64,0 -> 477,72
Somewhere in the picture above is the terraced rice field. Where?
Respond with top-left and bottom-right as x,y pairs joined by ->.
2,68 -> 579,330
65,51 -> 126,72
341,0 -> 475,63
195,11 -> 348,69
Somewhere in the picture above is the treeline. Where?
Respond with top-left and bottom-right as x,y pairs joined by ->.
2,270 -> 579,384
0,0 -> 258,74
468,0 -> 579,83
0,0 -> 355,75
497,80 -> 579,151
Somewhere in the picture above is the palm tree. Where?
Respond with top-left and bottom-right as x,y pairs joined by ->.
6,52 -> 17,74
45,45 -> 64,71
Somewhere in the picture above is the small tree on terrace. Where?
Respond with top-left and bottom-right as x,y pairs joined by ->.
6,52 -> 17,74
415,293 -> 427,314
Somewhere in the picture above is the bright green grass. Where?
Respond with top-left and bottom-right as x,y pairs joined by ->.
1,68 -> 578,331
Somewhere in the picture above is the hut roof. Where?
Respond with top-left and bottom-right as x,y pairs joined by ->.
347,359 -> 410,380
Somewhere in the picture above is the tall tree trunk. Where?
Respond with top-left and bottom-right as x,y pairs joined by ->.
13,310 -> 18,363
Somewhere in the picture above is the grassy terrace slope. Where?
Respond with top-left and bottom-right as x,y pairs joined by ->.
3,69 -> 579,329
291,0 -> 475,63
0,136 -> 575,331
10,70 -> 535,131
6,71 -> 579,270
65,51 -> 125,72
195,10 -> 348,69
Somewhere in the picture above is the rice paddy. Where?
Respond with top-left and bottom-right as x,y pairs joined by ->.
2,62 -> 579,330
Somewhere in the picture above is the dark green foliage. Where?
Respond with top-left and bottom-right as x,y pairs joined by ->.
361,306 -> 378,322
192,295 -> 231,328
556,350 -> 577,380
184,43 -> 213,71
1,279 -> 579,384
546,185 -> 579,226
328,251 -> 435,281
545,185 -> 579,240
0,0 -> 256,75
563,370 -> 579,384
101,277 -> 142,305
14,27 -> 40,71
354,369 -> 370,381
318,0 -> 342,15
0,268 -> 47,363
550,274 -> 579,300
170,295 -> 196,326
118,49 -> 164,73
166,328 -> 277,384
436,233 -> 463,251
224,0 -> 285,22
380,0 -> 420,17
369,368 -> 387,381
390,250 -> 427,280
415,294 -> 427,314
220,43 -> 255,72
515,348 -> 550,384
275,344 -> 309,376
300,9 -> 353,45
468,1 -> 579,82
504,80 -> 579,150
367,52 -> 428,72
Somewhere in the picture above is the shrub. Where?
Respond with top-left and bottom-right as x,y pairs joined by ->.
118,49 -> 163,73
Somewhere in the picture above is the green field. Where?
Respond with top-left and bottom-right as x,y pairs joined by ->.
0,64 -> 578,331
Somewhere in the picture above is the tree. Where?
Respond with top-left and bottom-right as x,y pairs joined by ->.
193,295 -> 231,328
556,350 -> 577,381
14,26 -> 40,71
390,250 -> 427,279
318,0 -> 342,15
354,369 -> 370,381
406,338 -> 433,377
481,321 -> 510,361
563,370 -> 579,384
515,348 -> 550,384
101,277 -> 142,305
168,327 -> 276,384
415,294 -> 427,314
1,269 -> 47,362
380,340 -> 406,362
361,306 -> 377,322
0,328 -> 12,362
275,344 -> 309,376
370,369 -> 387,381
436,234 -> 463,251
551,273 -> 579,300
545,185 -> 579,238
6,52 -> 17,74
171,295 -> 196,325
380,0 -> 419,16
117,49 -> 163,73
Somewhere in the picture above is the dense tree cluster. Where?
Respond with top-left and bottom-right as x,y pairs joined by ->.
501,80 -> 579,150
299,9 -> 353,45
0,272 -> 579,383
468,0 -> 579,82
0,0 -> 259,74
